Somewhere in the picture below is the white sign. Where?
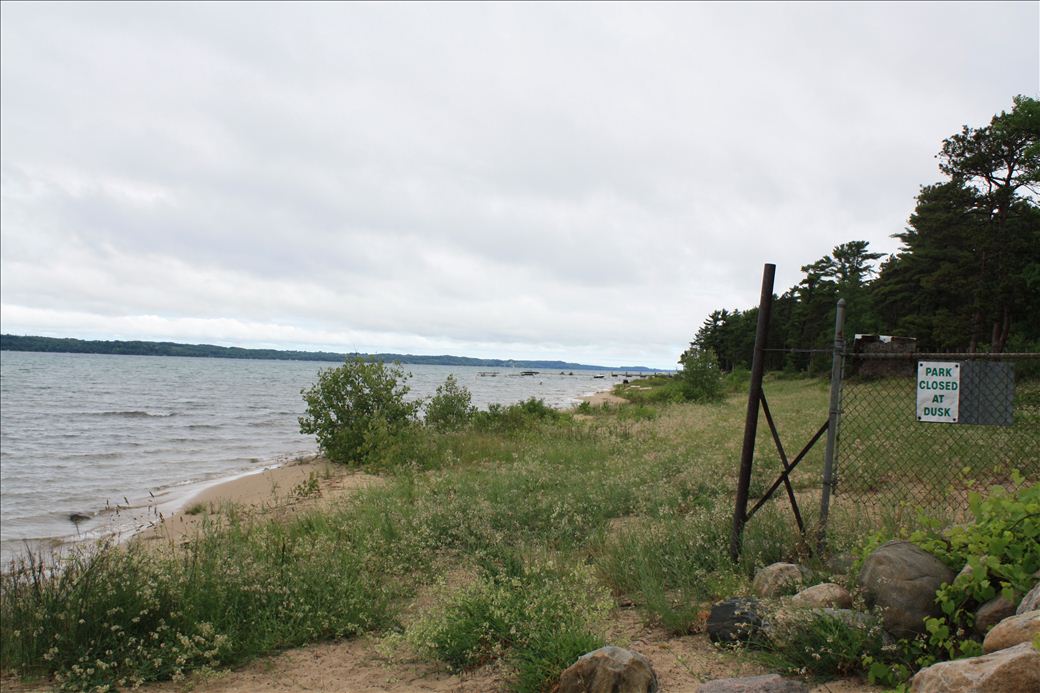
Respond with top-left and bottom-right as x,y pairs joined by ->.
917,361 -> 960,423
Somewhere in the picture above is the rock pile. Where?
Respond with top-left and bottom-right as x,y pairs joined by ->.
558,547 -> 1039,693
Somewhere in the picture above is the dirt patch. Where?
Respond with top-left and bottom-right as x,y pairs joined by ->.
141,636 -> 505,693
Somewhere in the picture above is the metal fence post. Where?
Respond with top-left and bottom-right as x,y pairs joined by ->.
730,263 -> 775,563
818,298 -> 846,554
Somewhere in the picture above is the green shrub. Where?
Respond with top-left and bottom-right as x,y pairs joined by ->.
724,366 -> 751,393
849,478 -> 1040,687
677,348 -> 724,402
299,357 -> 420,465
425,375 -> 476,432
755,610 -> 886,678
471,398 -> 561,433
910,474 -> 1039,660
407,557 -> 610,687
595,506 -> 748,633
511,628 -> 604,693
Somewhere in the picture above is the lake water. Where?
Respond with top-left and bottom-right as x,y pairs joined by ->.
0,351 -> 621,563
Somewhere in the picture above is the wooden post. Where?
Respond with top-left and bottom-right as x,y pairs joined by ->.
730,263 -> 775,563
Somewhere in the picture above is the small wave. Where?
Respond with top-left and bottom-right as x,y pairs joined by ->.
186,423 -> 220,430
90,411 -> 176,419
64,452 -> 123,461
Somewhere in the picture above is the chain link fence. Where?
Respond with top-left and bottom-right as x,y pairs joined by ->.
833,350 -> 1040,529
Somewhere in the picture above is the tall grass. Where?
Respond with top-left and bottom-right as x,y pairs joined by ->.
1,515 -> 391,690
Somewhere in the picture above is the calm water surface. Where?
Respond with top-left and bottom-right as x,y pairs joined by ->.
0,351 -> 619,562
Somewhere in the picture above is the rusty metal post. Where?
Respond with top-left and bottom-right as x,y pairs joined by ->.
817,298 -> 846,554
730,263 -> 775,562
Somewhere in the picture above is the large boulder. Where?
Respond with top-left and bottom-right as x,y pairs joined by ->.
1017,582 -> 1040,615
788,583 -> 853,610
752,563 -> 805,598
910,641 -> 1040,692
974,594 -> 1017,636
697,673 -> 808,692
558,646 -> 659,693
982,610 -> 1040,653
859,540 -> 955,637
707,598 -> 762,644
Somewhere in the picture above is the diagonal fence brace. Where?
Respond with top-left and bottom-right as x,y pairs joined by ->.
758,392 -> 805,533
744,418 -> 829,523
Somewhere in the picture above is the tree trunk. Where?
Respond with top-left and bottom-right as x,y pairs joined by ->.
993,306 -> 1011,354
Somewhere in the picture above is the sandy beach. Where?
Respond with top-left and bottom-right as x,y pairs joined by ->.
135,456 -> 384,548
578,389 -> 628,406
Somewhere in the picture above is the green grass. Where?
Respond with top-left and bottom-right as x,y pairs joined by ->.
5,377 -> 1029,691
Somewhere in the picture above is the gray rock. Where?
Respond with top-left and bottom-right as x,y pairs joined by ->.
752,563 -> 804,598
974,594 -> 1017,636
707,598 -> 762,644
697,673 -> 808,692
982,610 -> 1040,654
1017,582 -> 1040,615
788,583 -> 853,609
558,646 -> 659,693
910,641 -> 1040,692
859,540 -> 955,637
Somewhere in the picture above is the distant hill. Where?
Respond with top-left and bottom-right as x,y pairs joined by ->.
0,334 -> 660,372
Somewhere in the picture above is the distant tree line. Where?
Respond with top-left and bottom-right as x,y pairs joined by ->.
691,96 -> 1040,373
0,334 -> 656,372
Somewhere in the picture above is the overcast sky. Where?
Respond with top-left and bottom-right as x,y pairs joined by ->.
2,2 -> 1037,369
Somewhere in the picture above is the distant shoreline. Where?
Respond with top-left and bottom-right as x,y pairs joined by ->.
0,334 -> 661,372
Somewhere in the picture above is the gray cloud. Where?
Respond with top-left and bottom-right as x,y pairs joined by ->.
2,2 -> 1037,368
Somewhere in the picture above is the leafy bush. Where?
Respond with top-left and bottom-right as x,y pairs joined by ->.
910,474 -> 1039,660
852,477 -> 1040,686
424,375 -> 476,432
677,348 -> 724,402
471,398 -> 561,433
299,357 -> 419,465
